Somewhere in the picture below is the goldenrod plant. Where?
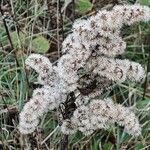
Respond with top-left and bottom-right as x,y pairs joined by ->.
19,4 -> 149,137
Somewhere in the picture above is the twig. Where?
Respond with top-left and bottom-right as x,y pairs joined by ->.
57,0 -> 60,58
0,2 -> 19,67
60,134 -> 69,150
59,0 -> 64,41
0,5 -> 13,49
59,92 -> 77,150
142,49 -> 150,100
57,0 -> 64,58
72,0 -> 75,21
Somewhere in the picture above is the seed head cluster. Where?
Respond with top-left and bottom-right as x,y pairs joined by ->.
19,4 -> 150,136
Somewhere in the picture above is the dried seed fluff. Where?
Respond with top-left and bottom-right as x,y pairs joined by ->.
19,4 -> 149,136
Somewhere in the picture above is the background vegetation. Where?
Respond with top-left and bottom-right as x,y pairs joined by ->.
0,0 -> 150,149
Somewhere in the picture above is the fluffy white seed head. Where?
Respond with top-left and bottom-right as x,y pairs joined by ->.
61,98 -> 141,136
113,4 -> 150,25
25,54 -> 56,85
19,85 -> 67,134
19,4 -> 149,136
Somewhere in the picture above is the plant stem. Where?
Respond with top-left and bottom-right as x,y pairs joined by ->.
60,134 -> 68,150
0,2 -> 19,67
142,49 -> 150,100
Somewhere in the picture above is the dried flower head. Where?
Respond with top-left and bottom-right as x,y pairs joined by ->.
19,4 -> 149,136
61,98 -> 141,136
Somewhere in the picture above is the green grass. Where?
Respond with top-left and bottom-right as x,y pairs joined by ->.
0,0 -> 150,149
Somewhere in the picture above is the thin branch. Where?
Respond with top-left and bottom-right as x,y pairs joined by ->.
60,134 -> 69,150
57,0 -> 64,58
72,0 -> 75,21
59,92 -> 76,150
0,2 -> 19,67
57,0 -> 60,58
142,49 -> 150,100
0,5 -> 13,49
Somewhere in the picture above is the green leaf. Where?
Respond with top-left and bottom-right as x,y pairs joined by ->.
0,26 -> 8,45
75,0 -> 93,14
136,98 -> 150,109
11,31 -> 26,49
103,143 -> 113,150
32,36 -> 49,53
135,143 -> 144,150
139,0 -> 150,6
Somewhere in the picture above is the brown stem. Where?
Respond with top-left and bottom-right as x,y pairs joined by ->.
59,92 -> 76,149
57,0 -> 60,57
0,5 -> 13,49
72,0 -> 75,21
57,0 -> 64,58
60,134 -> 69,150
0,3 -> 19,67
142,49 -> 150,100
59,0 -> 64,41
